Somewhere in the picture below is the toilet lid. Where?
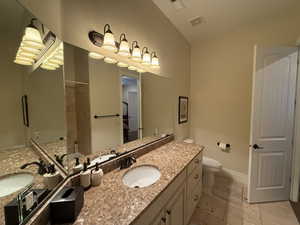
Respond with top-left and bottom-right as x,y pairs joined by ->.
203,157 -> 222,169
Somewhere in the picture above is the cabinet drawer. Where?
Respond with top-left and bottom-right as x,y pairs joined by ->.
187,152 -> 202,175
186,183 -> 202,222
187,164 -> 202,197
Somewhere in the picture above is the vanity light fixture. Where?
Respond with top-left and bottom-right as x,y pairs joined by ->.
104,57 -> 117,64
151,52 -> 160,69
102,24 -> 117,52
141,47 -> 151,65
89,52 -> 104,59
117,61 -> 129,68
14,59 -> 33,66
131,41 -> 142,62
128,65 -> 137,71
118,33 -> 130,57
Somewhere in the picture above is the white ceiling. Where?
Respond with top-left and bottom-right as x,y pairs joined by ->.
152,0 -> 300,43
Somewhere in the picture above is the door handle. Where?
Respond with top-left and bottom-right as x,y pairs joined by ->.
251,144 -> 264,150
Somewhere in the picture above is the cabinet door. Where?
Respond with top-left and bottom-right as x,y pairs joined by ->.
151,211 -> 164,225
165,185 -> 185,225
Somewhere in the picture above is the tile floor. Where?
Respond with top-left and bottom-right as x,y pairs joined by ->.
190,175 -> 299,225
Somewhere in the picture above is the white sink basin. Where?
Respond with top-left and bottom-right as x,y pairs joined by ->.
91,154 -> 116,165
0,173 -> 34,197
122,165 -> 161,188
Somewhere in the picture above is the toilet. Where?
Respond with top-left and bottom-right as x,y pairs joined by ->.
202,156 -> 222,194
184,139 -> 222,195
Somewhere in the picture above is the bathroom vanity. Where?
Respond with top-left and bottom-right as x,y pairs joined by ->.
68,141 -> 203,225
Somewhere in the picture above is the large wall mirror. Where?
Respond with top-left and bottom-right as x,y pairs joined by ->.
1,0 -> 174,224
0,1 -> 66,224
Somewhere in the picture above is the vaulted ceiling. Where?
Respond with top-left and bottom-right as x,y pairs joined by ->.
152,0 -> 300,43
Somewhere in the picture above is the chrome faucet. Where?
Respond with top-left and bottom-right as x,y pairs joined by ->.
120,156 -> 136,169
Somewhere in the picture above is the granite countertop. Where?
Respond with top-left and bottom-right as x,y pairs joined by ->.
71,141 -> 204,225
0,146 -> 46,225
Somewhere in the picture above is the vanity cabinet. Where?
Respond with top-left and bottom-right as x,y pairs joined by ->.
132,152 -> 202,225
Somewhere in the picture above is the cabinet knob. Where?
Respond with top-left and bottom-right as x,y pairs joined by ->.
161,217 -> 167,223
194,174 -> 199,179
194,195 -> 199,202
166,210 -> 171,215
195,158 -> 200,164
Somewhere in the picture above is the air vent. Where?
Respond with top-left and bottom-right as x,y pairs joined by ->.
170,0 -> 186,10
189,17 -> 205,27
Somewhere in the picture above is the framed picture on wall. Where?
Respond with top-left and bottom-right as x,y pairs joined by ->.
178,96 -> 188,124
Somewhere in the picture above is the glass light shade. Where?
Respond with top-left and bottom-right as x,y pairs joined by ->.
104,57 -> 117,64
44,62 -> 60,68
128,65 -> 137,71
151,56 -> 160,69
102,32 -> 117,52
48,58 -> 63,65
142,52 -> 151,65
18,50 -> 37,59
22,39 -> 44,50
131,47 -> 142,62
23,27 -> 43,44
41,64 -> 56,70
20,46 -> 41,55
53,54 -> 63,61
89,52 -> 104,59
137,68 -> 146,73
14,59 -> 32,65
15,56 -> 34,63
118,41 -> 130,57
117,62 -> 128,68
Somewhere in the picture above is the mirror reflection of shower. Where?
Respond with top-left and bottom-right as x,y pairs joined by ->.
121,76 -> 140,143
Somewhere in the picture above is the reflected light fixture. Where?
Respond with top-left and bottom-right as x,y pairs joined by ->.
22,19 -> 45,50
41,42 -> 64,70
131,41 -> 142,62
118,33 -> 130,57
14,18 -> 45,66
89,52 -> 104,59
141,47 -> 151,65
117,61 -> 129,68
102,24 -> 117,52
128,65 -> 137,71
104,57 -> 117,64
151,52 -> 160,69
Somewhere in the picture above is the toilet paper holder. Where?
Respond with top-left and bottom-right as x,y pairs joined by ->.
217,142 -> 230,149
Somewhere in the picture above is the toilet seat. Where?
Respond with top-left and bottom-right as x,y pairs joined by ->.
203,157 -> 222,172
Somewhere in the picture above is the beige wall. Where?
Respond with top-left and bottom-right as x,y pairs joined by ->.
20,0 -> 191,140
0,36 -> 25,149
190,8 -> 300,174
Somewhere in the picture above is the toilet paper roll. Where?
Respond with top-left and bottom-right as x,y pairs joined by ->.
217,142 -> 230,150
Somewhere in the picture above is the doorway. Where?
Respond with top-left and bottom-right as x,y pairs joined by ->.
121,75 -> 141,143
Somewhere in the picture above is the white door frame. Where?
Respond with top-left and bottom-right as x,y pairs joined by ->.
248,45 -> 298,203
290,48 -> 300,202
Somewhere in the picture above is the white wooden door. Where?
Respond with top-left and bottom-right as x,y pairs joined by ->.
248,46 -> 298,203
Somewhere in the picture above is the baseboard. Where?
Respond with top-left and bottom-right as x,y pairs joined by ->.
220,167 -> 248,185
